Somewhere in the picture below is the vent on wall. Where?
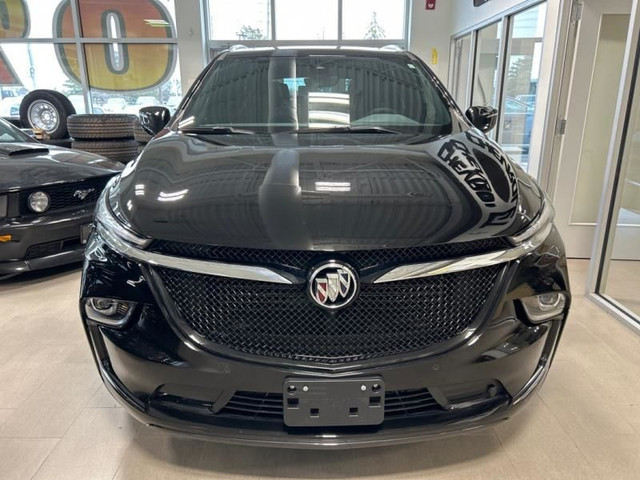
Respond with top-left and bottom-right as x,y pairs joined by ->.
474,0 -> 491,6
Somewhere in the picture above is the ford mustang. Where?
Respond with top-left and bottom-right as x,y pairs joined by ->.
80,47 -> 570,448
0,117 -> 122,279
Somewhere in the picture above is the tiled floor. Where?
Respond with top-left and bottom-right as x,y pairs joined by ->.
1,259 -> 640,479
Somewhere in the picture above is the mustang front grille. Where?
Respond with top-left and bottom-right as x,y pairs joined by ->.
156,264 -> 504,364
19,176 -> 111,214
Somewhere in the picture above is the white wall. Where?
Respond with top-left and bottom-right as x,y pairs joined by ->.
451,0 -> 532,34
408,0 -> 453,83
174,0 -> 208,94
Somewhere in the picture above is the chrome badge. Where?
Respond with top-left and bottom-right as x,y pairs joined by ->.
309,262 -> 359,310
73,188 -> 95,200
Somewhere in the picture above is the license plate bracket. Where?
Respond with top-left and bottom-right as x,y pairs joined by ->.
283,377 -> 385,427
80,223 -> 93,245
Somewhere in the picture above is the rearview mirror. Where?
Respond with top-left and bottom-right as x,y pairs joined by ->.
465,106 -> 499,133
139,106 -> 171,136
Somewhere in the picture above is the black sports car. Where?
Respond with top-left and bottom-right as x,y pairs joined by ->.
80,47 -> 570,448
0,118 -> 122,278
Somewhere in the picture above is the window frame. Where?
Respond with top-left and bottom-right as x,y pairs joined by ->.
0,0 -> 179,114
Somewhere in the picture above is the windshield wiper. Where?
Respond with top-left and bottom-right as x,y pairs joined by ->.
290,126 -> 402,134
179,126 -> 255,135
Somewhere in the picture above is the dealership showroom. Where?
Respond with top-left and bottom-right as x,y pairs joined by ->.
3,0 -> 640,478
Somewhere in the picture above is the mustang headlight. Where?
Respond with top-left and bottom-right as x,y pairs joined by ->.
95,176 -> 150,249
509,199 -> 555,246
28,191 -> 50,213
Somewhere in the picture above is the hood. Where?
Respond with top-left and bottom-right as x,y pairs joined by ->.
116,130 -> 544,250
0,143 -> 123,192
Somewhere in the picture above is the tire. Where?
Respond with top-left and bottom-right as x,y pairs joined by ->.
3,117 -> 24,128
133,117 -> 153,143
72,139 -> 139,164
19,90 -> 75,140
137,143 -> 146,154
68,114 -> 136,140
39,138 -> 73,149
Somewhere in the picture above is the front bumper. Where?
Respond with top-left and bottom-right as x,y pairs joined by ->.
0,207 -> 93,275
80,228 -> 570,448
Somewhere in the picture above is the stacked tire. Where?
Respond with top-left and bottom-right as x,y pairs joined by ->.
68,114 -> 138,164
133,117 -> 153,153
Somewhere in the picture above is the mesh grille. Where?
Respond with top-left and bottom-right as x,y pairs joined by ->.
217,388 -> 442,421
157,264 -> 503,364
149,238 -> 509,271
20,176 -> 111,214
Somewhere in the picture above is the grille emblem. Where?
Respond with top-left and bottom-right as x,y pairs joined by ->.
73,188 -> 95,200
309,262 -> 359,310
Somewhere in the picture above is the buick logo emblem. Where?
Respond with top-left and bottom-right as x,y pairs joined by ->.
73,188 -> 95,200
309,262 -> 359,310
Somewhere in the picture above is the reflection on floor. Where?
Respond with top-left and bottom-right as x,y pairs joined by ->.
605,259 -> 640,318
1,260 -> 640,479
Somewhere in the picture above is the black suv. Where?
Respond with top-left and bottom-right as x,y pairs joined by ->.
80,47 -> 569,448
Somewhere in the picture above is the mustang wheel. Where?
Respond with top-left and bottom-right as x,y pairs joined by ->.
19,90 -> 75,140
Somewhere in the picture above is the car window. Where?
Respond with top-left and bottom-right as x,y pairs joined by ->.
0,120 -> 33,143
180,53 -> 458,144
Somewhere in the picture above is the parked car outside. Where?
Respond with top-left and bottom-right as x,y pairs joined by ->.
0,117 -> 122,279
80,47 -> 569,448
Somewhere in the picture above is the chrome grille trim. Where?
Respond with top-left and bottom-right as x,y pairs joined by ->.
98,218 -> 552,285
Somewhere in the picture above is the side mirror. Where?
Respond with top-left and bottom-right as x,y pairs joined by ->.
139,106 -> 171,136
465,106 -> 499,133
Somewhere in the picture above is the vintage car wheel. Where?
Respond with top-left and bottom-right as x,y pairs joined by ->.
19,90 -> 75,140
68,114 -> 136,140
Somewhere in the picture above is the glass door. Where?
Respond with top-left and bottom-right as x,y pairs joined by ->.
450,34 -> 472,107
551,0 -> 632,258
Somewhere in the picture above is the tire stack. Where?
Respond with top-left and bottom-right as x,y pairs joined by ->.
68,114 -> 139,164
133,117 -> 153,153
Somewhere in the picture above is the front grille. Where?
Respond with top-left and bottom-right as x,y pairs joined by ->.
19,176 -> 111,214
25,237 -> 82,259
149,237 -> 510,271
217,388 -> 442,421
157,264 -> 503,364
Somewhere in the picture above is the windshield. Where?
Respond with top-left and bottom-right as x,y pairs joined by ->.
0,119 -> 33,143
180,52 -> 458,143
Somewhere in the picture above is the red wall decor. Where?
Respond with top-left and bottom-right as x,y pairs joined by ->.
426,0 -> 436,10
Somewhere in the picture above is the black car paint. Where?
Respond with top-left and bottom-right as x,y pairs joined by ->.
80,48 -> 569,447
0,127 -> 122,276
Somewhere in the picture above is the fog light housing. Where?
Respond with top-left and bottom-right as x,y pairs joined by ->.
521,293 -> 567,323
28,191 -> 50,213
84,297 -> 136,327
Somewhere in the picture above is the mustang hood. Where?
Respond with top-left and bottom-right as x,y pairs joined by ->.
117,130 -> 544,250
0,143 -> 122,192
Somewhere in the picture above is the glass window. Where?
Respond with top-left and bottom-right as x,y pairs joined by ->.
472,21 -> 502,110
274,0 -> 338,40
76,0 -> 176,39
0,43 -> 73,115
208,0 -> 271,41
0,0 -> 72,39
342,0 -> 405,40
498,3 -> 547,171
81,44 -> 181,114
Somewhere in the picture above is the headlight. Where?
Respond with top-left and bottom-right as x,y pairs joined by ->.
509,199 -> 555,246
521,292 -> 567,323
84,297 -> 136,327
95,177 -> 150,249
28,191 -> 50,213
